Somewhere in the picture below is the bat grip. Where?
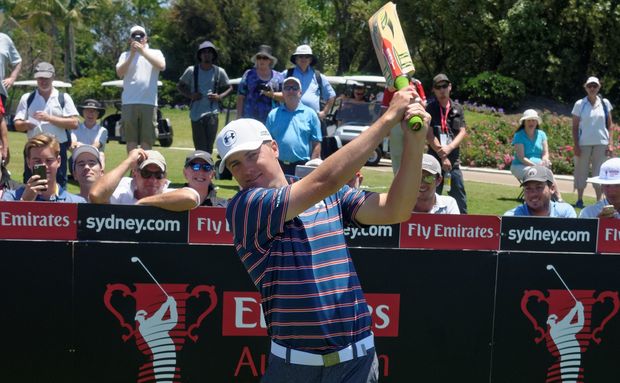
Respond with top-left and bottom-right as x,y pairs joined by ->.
394,76 -> 423,131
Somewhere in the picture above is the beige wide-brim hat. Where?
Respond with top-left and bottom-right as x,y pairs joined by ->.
519,109 -> 542,125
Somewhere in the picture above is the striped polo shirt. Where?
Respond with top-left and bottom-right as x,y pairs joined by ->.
227,183 -> 373,353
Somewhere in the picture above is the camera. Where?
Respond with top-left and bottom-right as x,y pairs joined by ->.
132,34 -> 144,42
257,83 -> 271,92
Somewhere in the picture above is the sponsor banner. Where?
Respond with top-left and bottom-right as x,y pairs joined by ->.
596,218 -> 620,254
492,252 -> 620,383
0,201 -> 77,240
500,216 -> 598,253
399,214 -> 500,250
344,224 -> 400,248
77,204 -> 188,243
188,206 -> 233,244
221,291 -> 401,337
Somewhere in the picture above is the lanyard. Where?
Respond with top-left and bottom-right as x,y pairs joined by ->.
439,101 -> 451,134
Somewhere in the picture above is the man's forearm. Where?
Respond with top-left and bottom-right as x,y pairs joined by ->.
136,189 -> 200,212
311,141 -> 321,159
89,160 -> 132,203
141,49 -> 165,71
49,116 -> 79,130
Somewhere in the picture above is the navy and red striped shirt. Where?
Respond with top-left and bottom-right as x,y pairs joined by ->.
227,183 -> 373,353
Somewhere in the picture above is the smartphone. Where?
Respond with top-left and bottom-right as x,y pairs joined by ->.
33,164 -> 48,191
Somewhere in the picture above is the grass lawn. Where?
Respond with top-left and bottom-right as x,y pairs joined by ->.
4,107 -> 595,215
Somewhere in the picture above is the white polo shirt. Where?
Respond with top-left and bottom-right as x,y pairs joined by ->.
116,46 -> 165,106
572,96 -> 613,146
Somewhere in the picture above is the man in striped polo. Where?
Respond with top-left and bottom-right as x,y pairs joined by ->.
216,87 -> 429,382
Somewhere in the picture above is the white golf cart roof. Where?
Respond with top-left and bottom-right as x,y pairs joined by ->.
101,80 -> 163,87
344,75 -> 386,86
229,77 -> 241,85
14,80 -> 72,88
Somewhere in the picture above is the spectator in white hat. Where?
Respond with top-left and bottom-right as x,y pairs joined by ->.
413,154 -> 460,214
510,109 -> 550,180
116,25 -> 166,153
89,148 -> 170,204
579,158 -> 620,218
505,165 -> 576,217
571,75 -> 614,208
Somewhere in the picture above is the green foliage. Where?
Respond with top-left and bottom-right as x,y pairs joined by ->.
158,79 -> 185,107
460,110 -> 591,176
461,71 -> 525,110
70,74 -> 120,104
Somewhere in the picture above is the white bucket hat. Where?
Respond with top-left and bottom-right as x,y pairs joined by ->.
588,158 -> 620,184
519,109 -> 542,125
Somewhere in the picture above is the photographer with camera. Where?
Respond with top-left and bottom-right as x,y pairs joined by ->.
236,44 -> 283,124
116,25 -> 166,153
177,41 -> 232,154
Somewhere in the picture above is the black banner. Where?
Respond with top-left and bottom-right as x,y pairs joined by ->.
492,252 -> 620,383
343,224 -> 400,248
77,204 -> 188,243
500,216 -> 598,253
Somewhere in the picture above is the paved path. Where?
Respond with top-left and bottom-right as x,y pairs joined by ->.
371,159 -> 597,198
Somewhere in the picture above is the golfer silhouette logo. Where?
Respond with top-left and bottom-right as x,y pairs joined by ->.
521,264 -> 620,383
104,257 -> 218,383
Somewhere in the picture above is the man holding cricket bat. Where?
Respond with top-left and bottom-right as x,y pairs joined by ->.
217,86 -> 429,382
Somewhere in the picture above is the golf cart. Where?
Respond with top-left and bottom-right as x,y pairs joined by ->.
327,75 -> 388,166
5,80 -> 73,131
100,80 -> 173,147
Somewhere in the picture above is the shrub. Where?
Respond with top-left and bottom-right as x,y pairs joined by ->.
461,72 -> 525,110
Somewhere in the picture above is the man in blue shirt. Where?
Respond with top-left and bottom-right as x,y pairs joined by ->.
2,134 -> 85,203
266,77 -> 321,175
216,86 -> 429,382
504,165 -> 576,217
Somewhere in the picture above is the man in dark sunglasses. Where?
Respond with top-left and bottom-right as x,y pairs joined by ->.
425,73 -> 468,214
265,76 -> 322,175
137,150 -> 227,210
90,149 -> 170,204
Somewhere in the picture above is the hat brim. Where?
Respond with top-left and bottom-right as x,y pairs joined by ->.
587,176 -> 620,185
252,53 -> 278,67
218,140 -> 264,174
520,177 -> 551,186
519,116 -> 542,124
34,72 -> 54,79
78,106 -> 106,119
140,159 -> 166,172
290,54 -> 317,66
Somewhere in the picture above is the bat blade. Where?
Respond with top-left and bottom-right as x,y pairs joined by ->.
368,2 -> 415,88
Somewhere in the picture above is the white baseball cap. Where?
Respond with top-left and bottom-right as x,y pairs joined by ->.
422,154 -> 441,175
283,76 -> 301,89
216,119 -> 273,173
588,158 -> 620,184
140,150 -> 167,172
585,76 -> 600,86
130,25 -> 146,36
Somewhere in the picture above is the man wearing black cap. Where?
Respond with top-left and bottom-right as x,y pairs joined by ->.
177,41 -> 232,154
426,73 -> 468,214
116,25 -> 166,152
13,61 -> 79,187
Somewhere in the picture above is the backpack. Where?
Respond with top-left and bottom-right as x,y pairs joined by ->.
286,67 -> 323,103
193,64 -> 222,94
26,91 -> 72,143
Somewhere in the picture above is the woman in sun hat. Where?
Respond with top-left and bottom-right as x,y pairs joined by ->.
236,44 -> 284,124
510,109 -> 550,180
572,76 -> 614,208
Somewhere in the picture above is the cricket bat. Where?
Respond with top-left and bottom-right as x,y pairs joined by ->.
369,2 -> 423,130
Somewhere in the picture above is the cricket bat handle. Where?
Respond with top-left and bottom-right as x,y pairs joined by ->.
394,76 -> 423,131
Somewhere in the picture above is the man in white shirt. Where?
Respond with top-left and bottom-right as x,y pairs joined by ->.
0,32 -> 22,164
13,62 -> 79,187
116,25 -> 166,152
413,154 -> 460,214
89,149 -> 170,204
579,157 -> 620,218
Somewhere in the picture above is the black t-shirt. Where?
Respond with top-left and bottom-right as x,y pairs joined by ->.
426,99 -> 465,165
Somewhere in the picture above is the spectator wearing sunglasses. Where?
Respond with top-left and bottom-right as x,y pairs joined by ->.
89,148 -> 170,204
137,150 -> 227,210
413,154 -> 460,214
265,76 -> 321,175
426,73 -> 468,214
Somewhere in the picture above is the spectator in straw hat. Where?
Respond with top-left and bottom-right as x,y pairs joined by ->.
510,109 -> 550,181
236,44 -> 284,124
